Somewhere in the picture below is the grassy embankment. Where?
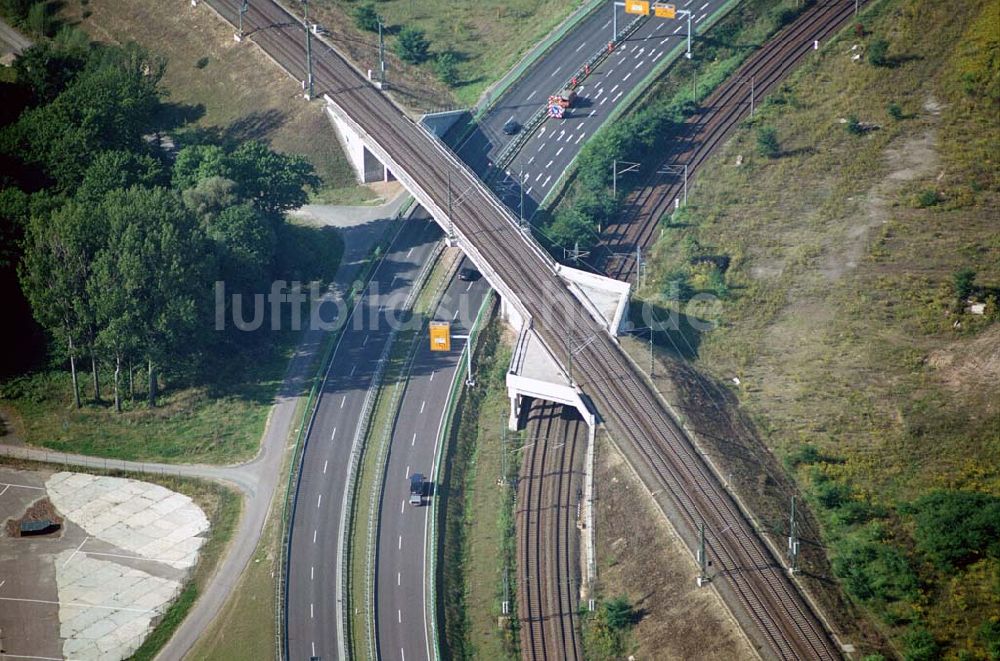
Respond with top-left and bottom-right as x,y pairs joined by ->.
629,0 -> 999,656
309,0 -> 583,109
438,319 -> 519,660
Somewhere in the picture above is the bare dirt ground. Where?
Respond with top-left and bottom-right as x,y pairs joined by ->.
594,433 -> 759,660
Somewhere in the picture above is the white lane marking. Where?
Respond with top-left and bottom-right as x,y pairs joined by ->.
63,536 -> 89,568
398,609 -> 402,623
606,68 -> 615,77
576,132 -> 587,143
538,126 -> 546,136
661,36 -> 669,44
406,465 -> 410,477
558,129 -> 566,140
323,460 -> 328,473
412,432 -> 417,446
402,649 -> 406,661
601,97 -> 608,105
526,90 -> 536,101
551,65 -> 563,77
453,308 -> 460,320
556,147 -> 564,156
0,485 -> 8,496
398,535 -> 402,550
697,12 -> 707,23
317,494 -> 322,508
674,24 -> 683,33
634,48 -> 645,59
420,401 -> 426,413
527,155 -> 535,165
401,499 -> 405,513
543,175 -> 552,187
622,72 -> 632,82
362,335 -> 368,346
0,481 -> 43,491
430,370 -> 435,382
465,281 -> 473,292
350,364 -> 357,376
684,0 -> 692,5
699,1 -> 709,9
654,50 -> 665,62
313,642 -> 316,657
594,88 -> 604,98
0,579 -> 5,589
537,141 -> 546,152
313,529 -> 318,543
546,160 -> 554,169
331,427 -> 337,440
535,171 -> 544,182
610,84 -> 620,94
526,186 -> 533,195
340,395 -> 346,408
575,41 -> 587,52
602,19 -> 611,28
398,572 -> 401,586
635,60 -> 644,69
310,603 -> 314,618
311,566 -> 315,580
406,247 -> 413,258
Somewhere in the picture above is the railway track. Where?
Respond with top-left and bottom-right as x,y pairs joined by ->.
599,0 -> 865,282
517,400 -> 584,661
206,1 -> 843,658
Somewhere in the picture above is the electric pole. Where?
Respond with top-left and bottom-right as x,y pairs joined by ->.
236,0 -> 249,41
519,167 -> 525,228
788,495 -> 800,575
302,0 -> 314,99
378,20 -> 386,89
697,521 -> 709,586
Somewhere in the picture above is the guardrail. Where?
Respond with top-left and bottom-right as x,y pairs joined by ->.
275,209 -> 409,661
491,14 -> 649,174
426,290 -> 496,661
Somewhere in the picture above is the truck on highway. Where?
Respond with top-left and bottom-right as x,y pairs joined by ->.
409,473 -> 426,506
547,88 -> 578,118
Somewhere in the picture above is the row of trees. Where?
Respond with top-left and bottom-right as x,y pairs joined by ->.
352,5 -> 459,86
1,40 -> 319,410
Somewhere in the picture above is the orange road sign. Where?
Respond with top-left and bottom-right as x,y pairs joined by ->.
429,322 -> 451,352
654,2 -> 677,18
625,0 -> 650,15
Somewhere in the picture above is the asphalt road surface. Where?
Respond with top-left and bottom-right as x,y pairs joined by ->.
375,264 -> 489,661
453,2 -> 631,175
474,0 -> 725,218
286,214 -> 442,661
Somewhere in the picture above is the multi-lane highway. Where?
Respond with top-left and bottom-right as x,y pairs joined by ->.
374,261 -> 488,661
206,1 -> 842,659
285,214 -> 442,661
477,0 -> 732,215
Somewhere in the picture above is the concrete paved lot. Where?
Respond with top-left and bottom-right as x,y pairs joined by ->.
0,467 -> 207,660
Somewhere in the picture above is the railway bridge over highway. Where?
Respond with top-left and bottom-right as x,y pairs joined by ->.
207,1 -> 846,659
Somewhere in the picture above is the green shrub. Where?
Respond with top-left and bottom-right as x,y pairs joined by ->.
434,51 -> 459,86
661,270 -> 694,302
603,596 -> 637,630
868,38 -> 889,66
195,56 -> 209,69
913,188 -> 941,208
846,115 -> 864,135
352,4 -> 381,33
902,625 -> 940,661
832,530 -> 919,606
786,443 -> 823,467
979,619 -> 1000,660
908,490 -> 1000,569
26,1 -> 51,36
952,268 -> 978,301
756,125 -> 780,158
888,102 -> 904,120
395,26 -> 430,64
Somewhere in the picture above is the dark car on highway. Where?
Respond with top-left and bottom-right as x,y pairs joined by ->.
459,268 -> 481,282
502,119 -> 521,135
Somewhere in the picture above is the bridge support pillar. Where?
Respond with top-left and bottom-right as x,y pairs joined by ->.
325,106 -> 395,184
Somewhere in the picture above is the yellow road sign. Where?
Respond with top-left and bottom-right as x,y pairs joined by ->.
429,321 -> 451,352
654,2 -> 677,18
625,0 -> 650,15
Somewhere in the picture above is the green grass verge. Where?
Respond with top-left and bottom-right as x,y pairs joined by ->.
0,223 -> 343,464
309,0 -> 584,110
437,318 -> 517,660
637,0 -> 1000,656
